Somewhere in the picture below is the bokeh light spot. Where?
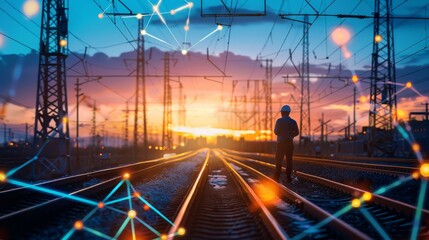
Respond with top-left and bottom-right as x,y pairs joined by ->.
331,27 -> 351,46
123,173 -> 130,180
375,35 -> 382,43
405,82 -> 412,88
0,172 -> 6,182
23,0 -> 40,17
178,227 -> 186,236
352,75 -> 359,83
98,13 -> 104,19
59,39 -> 67,47
412,143 -> 420,152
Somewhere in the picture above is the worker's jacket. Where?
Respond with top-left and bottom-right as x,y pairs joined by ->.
274,116 -> 299,143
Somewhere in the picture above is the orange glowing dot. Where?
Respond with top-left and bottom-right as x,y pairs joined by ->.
123,173 -> 130,179
184,25 -> 190,31
59,39 -> 67,47
359,95 -> 367,103
170,9 -> 176,15
352,75 -> 359,83
160,234 -> 168,240
412,143 -> 420,152
331,27 -> 351,46
74,220 -> 84,230
23,0 -> 40,17
0,172 -> 7,182
217,25 -> 223,31
351,199 -> 361,208
405,82 -> 412,88
362,192 -> 372,201
128,210 -> 137,219
420,163 -> 429,177
133,192 -> 141,198
412,171 -> 420,180
98,13 -> 104,19
97,202 -> 105,209
143,204 -> 150,211
177,227 -> 186,236
375,35 -> 382,43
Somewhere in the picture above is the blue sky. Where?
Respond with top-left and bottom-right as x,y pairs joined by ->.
1,0 -> 429,70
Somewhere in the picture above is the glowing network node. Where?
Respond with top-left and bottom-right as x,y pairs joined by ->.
160,234 -> 168,240
74,221 -> 84,230
143,204 -> 150,211
123,173 -> 130,180
217,24 -> 223,31
98,13 -> 104,19
420,163 -> 429,177
412,143 -> 420,152
141,30 -> 147,36
177,227 -> 186,236
184,25 -> 190,31
0,172 -> 6,182
128,210 -> 137,219
97,202 -> 105,209
133,191 -> 141,198
170,9 -> 176,15
136,13 -> 143,19
352,75 -> 359,83
351,199 -> 361,208
362,192 -> 372,201
181,49 -> 188,55
359,95 -> 367,103
405,81 -> 413,88
59,39 -> 67,47
188,2 -> 194,8
375,35 -> 382,43
412,171 -> 420,180
153,5 -> 159,12
23,0 -> 40,17
62,117 -> 68,124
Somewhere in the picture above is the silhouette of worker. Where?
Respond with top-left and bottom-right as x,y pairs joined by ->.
273,105 -> 299,183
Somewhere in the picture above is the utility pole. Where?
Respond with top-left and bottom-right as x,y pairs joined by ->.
300,15 -> 311,150
3,123 -> 6,147
178,82 -> 186,145
124,101 -> 129,148
368,0 -> 397,156
264,59 -> 273,140
134,17 -> 147,161
91,100 -> 97,157
33,0 -> 70,177
162,52 -> 173,149
75,78 -> 82,169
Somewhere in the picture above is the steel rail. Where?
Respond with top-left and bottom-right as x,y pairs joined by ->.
222,151 -> 429,220
0,150 -> 203,221
219,150 -> 370,240
215,149 -> 289,240
167,149 -> 210,239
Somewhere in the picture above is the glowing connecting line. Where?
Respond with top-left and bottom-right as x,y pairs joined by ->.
141,30 -> 176,49
59,172 -> 185,239
170,2 -> 193,15
186,25 -> 223,52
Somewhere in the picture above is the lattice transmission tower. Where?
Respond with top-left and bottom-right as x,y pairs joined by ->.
33,0 -> 70,177
368,0 -> 397,156
299,15 -> 311,147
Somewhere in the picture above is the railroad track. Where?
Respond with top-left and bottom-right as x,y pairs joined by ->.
219,149 -> 429,239
224,149 -> 418,176
169,149 -> 368,240
0,150 -> 202,239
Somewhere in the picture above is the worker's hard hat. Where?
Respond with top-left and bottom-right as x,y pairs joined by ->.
280,105 -> 291,112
